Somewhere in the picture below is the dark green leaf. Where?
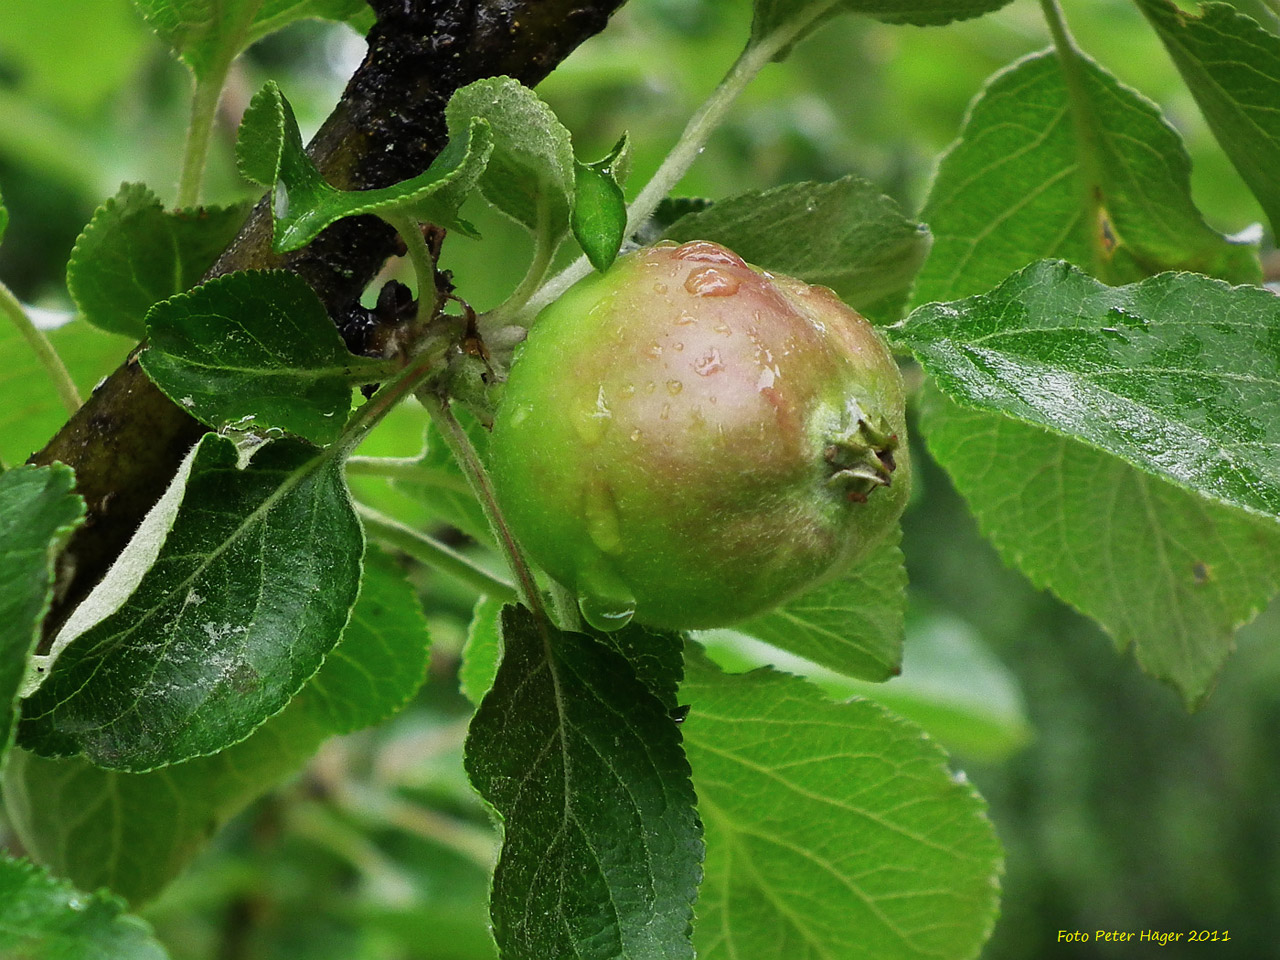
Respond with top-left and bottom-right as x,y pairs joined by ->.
0,856 -> 169,960
682,649 -> 1002,960
19,434 -> 362,771
1136,0 -> 1280,238
665,177 -> 930,322
593,621 -> 685,712
573,134 -> 630,272
735,528 -> 905,682
896,260 -> 1280,523
0,466 -> 83,770
459,595 -> 503,707
464,605 -> 702,960
140,270 -> 385,445
133,0 -> 368,81
914,50 -> 1259,302
446,77 -> 576,239
919,388 -> 1280,706
66,184 -> 249,338
237,82 -> 493,251
2,547 -> 427,906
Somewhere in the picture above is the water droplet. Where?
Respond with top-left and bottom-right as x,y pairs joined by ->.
660,404 -> 670,420
713,322 -> 733,335
579,593 -> 636,632
675,311 -> 697,326
584,481 -> 623,554
630,428 -> 642,441
621,383 -> 636,397
647,341 -> 663,359
645,381 -> 657,394
672,240 -> 748,268
693,349 -> 724,376
578,564 -> 636,632
653,282 -> 669,294
666,379 -> 683,395
685,266 -> 741,298
673,341 -> 685,352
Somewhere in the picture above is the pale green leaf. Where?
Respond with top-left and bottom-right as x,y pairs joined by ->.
0,857 -> 168,960
140,270 -> 386,445
464,605 -> 702,960
395,413 -> 493,545
682,649 -> 1002,960
914,50 -> 1259,304
459,595 -> 503,707
751,0 -> 1014,50
0,466 -> 84,770
18,434 -> 362,771
1136,0 -> 1280,237
237,81 -> 493,251
665,177 -> 931,322
919,389 -> 1280,706
66,183 -> 249,338
133,0 -> 368,80
736,528 -> 906,682
2,548 -> 427,906
445,77 -> 576,239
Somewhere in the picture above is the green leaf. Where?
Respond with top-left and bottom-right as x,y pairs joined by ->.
895,261 -> 1280,523
0,466 -> 84,770
66,183 -> 249,338
914,50 -> 1260,303
459,595 -> 503,707
907,49 -> 1279,703
751,0 -> 1013,49
573,134 -> 630,272
133,0 -> 368,81
665,177 -> 931,323
1135,0 -> 1280,238
0,856 -> 169,960
634,197 -> 713,247
446,77 -> 576,239
464,605 -> 702,960
140,270 -> 385,445
18,434 -> 362,771
237,81 -> 493,251
734,528 -> 905,682
3,546 -> 427,906
919,388 -> 1280,706
681,649 -> 1002,960
0,321 -> 135,468
0,186 -> 8,242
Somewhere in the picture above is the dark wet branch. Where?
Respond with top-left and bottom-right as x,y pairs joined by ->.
32,0 -> 626,638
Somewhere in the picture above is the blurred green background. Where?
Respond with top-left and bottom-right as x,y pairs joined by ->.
1,0 -> 1277,956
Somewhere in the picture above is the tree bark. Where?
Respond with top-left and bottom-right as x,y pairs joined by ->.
32,0 -> 626,638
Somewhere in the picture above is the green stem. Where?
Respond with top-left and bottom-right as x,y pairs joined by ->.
420,392 -> 546,621
354,502 -> 518,604
344,455 -> 473,494
385,212 -> 440,323
176,70 -> 226,209
522,19 -> 808,318
332,341 -> 448,462
0,283 -> 80,414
